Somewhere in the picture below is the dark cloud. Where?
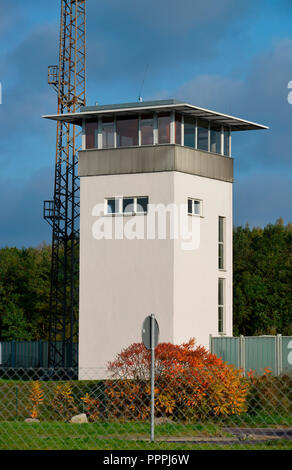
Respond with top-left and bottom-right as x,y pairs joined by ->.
0,0 -> 291,247
0,167 -> 53,247
173,38 -> 292,172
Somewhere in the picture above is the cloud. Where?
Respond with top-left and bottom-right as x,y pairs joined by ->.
172,38 -> 292,172
0,23 -> 58,177
0,0 -> 290,247
85,0 -> 255,96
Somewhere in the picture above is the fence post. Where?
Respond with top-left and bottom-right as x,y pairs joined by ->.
209,334 -> 213,354
276,334 -> 282,376
239,335 -> 245,376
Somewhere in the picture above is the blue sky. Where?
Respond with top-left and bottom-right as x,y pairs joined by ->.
0,0 -> 291,247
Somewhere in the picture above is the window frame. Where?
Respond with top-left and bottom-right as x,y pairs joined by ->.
83,112 -> 232,155
218,278 -> 225,334
105,196 -> 149,216
218,216 -> 225,270
187,198 -> 203,217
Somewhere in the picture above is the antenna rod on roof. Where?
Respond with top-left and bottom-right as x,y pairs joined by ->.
138,64 -> 149,103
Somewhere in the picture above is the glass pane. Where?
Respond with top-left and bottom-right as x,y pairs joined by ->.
188,199 -> 192,214
137,197 -> 149,213
123,198 -> 135,213
197,119 -> 209,151
218,279 -> 224,305
117,116 -> 138,147
218,306 -> 223,333
175,113 -> 182,145
85,122 -> 98,149
141,114 -> 153,145
184,116 -> 196,148
158,113 -> 171,144
224,127 -> 230,156
219,217 -> 224,242
102,121 -> 114,148
194,200 -> 201,215
107,199 -> 118,214
210,124 -> 221,154
218,244 -> 224,270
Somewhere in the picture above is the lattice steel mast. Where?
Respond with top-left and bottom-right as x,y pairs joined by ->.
44,0 -> 86,368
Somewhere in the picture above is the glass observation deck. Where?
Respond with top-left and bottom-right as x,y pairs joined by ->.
43,99 -> 268,158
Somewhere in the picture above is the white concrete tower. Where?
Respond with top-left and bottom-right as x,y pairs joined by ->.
44,100 -> 267,377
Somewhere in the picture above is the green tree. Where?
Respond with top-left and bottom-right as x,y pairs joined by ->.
233,220 -> 292,336
1,301 -> 32,341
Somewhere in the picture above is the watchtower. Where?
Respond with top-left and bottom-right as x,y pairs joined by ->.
44,99 -> 267,377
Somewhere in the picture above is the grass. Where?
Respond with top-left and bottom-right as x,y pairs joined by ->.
0,422 -> 291,451
0,377 -> 291,450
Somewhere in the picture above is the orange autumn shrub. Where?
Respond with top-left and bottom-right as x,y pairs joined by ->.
105,339 -> 249,421
29,381 -> 44,419
81,393 -> 101,422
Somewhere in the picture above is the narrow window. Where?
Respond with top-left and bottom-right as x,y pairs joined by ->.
116,116 -> 139,147
218,278 -> 225,334
123,197 -> 135,214
137,197 -> 149,213
158,113 -> 171,144
85,121 -> 98,149
218,216 -> 225,270
102,118 -> 115,148
188,198 -> 202,216
210,124 -> 221,154
184,116 -> 196,148
106,198 -> 119,214
197,119 -> 209,151
141,114 -> 153,146
175,113 -> 182,145
224,127 -> 230,156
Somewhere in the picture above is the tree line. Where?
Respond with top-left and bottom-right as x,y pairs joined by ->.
0,220 -> 291,341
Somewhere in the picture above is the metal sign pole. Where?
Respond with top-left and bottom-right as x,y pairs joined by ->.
150,313 -> 155,442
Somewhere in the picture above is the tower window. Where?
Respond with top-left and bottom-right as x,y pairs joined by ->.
175,113 -> 182,145
102,118 -> 115,148
141,114 -> 154,146
197,119 -> 209,151
224,127 -> 230,156
218,278 -> 225,334
116,116 -> 139,147
188,198 -> 202,216
106,196 -> 149,215
184,116 -> 196,148
85,121 -> 98,149
158,113 -> 171,144
218,216 -> 225,270
210,124 -> 221,154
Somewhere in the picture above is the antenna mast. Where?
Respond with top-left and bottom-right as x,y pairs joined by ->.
44,0 -> 86,370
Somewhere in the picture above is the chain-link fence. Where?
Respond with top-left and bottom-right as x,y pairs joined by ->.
0,365 -> 291,450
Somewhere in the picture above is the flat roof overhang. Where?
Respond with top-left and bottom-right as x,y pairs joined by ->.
42,99 -> 269,131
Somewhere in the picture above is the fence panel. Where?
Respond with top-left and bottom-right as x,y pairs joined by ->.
0,341 -> 78,369
282,337 -> 292,375
210,335 -> 292,376
245,336 -> 277,375
210,336 -> 240,369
